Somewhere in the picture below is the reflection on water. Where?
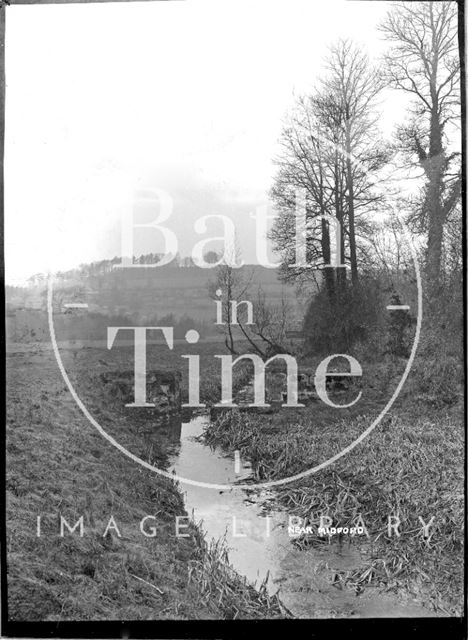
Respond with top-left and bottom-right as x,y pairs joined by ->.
168,415 -> 288,589
168,415 -> 434,618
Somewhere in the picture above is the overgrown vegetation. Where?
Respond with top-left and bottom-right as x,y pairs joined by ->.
6,347 -> 284,620
202,355 -> 463,614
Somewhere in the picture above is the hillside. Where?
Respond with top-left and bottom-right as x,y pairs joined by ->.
8,263 -> 309,316
6,261 -> 312,344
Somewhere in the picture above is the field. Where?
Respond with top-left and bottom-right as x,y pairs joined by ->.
5,330 -> 464,619
5,342 -> 284,621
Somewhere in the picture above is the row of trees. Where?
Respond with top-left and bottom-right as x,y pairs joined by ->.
270,39 -> 386,297
25,252 -> 223,287
271,1 -> 460,299
212,1 -> 461,358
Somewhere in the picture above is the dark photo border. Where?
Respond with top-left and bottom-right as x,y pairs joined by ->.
0,1 -> 466,638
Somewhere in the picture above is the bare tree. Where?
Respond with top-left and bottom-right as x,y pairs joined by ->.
208,261 -> 250,356
366,207 -> 415,278
208,263 -> 295,359
270,40 -> 386,296
321,40 -> 385,283
244,287 -> 295,358
269,97 -> 336,298
380,1 -> 461,299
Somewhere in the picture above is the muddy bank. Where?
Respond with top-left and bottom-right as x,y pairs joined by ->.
168,414 -> 434,618
6,347 -> 283,620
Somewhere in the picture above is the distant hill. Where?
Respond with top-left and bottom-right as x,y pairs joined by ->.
6,259 -> 313,325
84,264 -> 308,321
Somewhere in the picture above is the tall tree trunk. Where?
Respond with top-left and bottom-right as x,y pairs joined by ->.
321,217 -> 335,301
334,157 -> 347,296
425,105 -> 445,301
345,134 -> 359,284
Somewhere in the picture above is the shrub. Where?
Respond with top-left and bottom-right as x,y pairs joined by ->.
303,277 -> 385,356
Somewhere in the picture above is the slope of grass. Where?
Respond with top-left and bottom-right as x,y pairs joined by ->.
202,355 -> 464,615
6,346 -> 283,621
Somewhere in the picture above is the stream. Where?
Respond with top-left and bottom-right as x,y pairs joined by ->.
168,414 -> 434,619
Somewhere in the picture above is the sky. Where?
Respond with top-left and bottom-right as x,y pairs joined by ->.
5,0 -> 414,285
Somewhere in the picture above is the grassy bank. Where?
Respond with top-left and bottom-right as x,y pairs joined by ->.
6,345 -> 283,620
202,355 -> 464,615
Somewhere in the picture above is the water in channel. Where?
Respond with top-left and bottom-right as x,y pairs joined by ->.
167,414 -> 433,619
